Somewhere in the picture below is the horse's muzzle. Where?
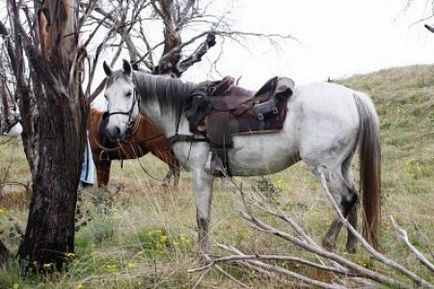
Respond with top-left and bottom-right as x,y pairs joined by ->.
105,125 -> 124,141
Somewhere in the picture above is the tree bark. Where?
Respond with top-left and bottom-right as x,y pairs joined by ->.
14,0 -> 87,272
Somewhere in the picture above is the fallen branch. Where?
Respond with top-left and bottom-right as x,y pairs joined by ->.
217,244 -> 347,289
390,216 -> 434,272
188,172 -> 434,288
188,251 -> 355,277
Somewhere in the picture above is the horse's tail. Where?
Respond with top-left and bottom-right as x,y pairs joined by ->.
353,92 -> 381,249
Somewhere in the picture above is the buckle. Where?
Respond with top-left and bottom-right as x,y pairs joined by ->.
257,113 -> 264,120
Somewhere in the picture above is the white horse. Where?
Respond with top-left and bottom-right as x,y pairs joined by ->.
102,60 -> 381,257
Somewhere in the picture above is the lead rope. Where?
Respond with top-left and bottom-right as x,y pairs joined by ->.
117,139 -> 166,182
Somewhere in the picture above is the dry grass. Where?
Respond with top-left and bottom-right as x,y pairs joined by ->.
0,65 -> 433,288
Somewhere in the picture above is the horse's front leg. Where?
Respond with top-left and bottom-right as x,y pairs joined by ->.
191,168 -> 214,262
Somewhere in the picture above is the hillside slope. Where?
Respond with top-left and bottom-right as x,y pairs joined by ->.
340,65 -> 433,196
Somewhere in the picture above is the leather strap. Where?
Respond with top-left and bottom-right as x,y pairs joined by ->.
168,133 -> 208,148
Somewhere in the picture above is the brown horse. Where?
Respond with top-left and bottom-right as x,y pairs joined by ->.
87,107 -> 180,187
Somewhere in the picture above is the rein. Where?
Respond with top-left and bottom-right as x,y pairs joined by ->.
123,140 -> 167,182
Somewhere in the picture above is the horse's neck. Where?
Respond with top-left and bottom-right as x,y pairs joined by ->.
134,72 -> 195,138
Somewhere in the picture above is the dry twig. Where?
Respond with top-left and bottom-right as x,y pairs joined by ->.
390,216 -> 434,272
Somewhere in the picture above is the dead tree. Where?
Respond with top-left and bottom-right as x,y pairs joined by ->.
81,0 -> 292,82
1,0 -> 87,271
79,0 -> 219,80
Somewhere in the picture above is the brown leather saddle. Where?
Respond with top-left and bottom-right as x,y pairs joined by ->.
185,75 -> 295,138
184,75 -> 295,176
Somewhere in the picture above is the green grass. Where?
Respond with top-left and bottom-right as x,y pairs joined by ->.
0,65 -> 433,288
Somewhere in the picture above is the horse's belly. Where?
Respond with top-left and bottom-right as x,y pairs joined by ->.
229,133 -> 300,176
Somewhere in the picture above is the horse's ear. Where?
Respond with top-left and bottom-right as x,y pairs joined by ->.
103,61 -> 112,77
122,59 -> 132,76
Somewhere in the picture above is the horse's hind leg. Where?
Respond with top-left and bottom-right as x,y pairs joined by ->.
314,166 -> 358,252
345,188 -> 358,253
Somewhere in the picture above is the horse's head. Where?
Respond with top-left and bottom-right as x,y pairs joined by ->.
102,60 -> 140,141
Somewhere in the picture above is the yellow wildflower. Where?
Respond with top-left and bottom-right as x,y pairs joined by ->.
105,264 -> 118,272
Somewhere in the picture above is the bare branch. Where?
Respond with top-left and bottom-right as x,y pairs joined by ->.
390,216 -> 434,272
217,244 -> 347,289
176,32 -> 216,75
413,221 -> 434,260
188,251 -> 354,277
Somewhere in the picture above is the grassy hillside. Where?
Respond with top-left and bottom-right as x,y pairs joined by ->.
0,65 -> 433,288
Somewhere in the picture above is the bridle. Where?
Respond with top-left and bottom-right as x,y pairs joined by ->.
106,88 -> 140,135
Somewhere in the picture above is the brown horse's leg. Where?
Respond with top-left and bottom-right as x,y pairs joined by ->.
172,161 -> 181,187
152,148 -> 180,189
95,159 -> 112,187
165,160 -> 180,189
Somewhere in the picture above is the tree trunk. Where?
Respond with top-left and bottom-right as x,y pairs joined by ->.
15,0 -> 87,271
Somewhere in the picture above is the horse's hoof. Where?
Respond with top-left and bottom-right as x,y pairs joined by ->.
322,239 -> 336,252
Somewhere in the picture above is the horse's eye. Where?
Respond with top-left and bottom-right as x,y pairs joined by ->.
104,94 -> 108,99
126,92 -> 132,97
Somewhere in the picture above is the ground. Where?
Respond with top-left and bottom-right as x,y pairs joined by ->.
0,65 -> 433,288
